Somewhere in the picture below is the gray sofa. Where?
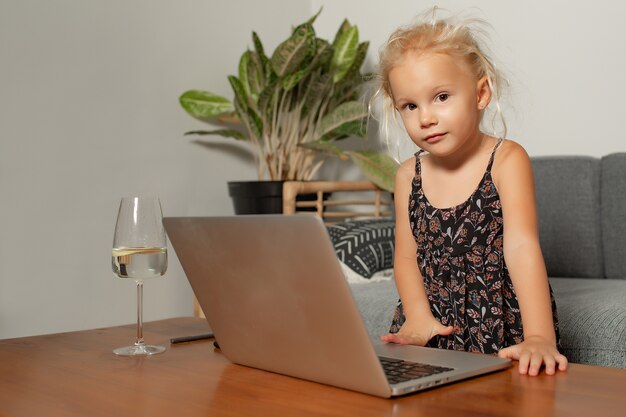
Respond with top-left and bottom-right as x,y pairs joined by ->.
348,153 -> 626,368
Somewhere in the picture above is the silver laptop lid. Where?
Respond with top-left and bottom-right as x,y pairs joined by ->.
164,215 -> 392,397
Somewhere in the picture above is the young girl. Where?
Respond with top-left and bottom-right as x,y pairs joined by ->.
375,10 -> 568,376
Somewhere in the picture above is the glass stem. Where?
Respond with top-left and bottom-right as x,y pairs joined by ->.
135,279 -> 144,346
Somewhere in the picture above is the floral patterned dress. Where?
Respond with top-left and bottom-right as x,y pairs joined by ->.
389,139 -> 560,354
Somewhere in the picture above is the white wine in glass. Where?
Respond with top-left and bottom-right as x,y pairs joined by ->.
112,196 -> 167,356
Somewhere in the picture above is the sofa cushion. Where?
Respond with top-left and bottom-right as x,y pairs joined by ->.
549,277 -> 626,368
531,157 -> 604,278
339,262 -> 394,284
327,219 -> 395,278
349,281 -> 399,338
601,153 -> 626,279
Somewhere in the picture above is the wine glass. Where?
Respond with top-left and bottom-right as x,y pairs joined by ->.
111,196 -> 168,356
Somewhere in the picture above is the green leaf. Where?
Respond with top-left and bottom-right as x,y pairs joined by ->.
271,24 -> 313,76
228,75 -> 251,110
298,140 -> 348,160
233,99 -> 263,139
280,38 -> 317,92
310,38 -> 333,70
330,74 -> 362,106
252,31 -> 272,82
257,78 -> 279,120
333,19 -> 351,44
281,66 -> 309,91
184,129 -> 247,140
264,56 -> 275,79
216,111 -> 241,124
307,7 -> 323,26
331,25 -> 359,83
238,51 -> 252,100
326,119 -> 367,139
179,90 -> 234,118
319,101 -> 367,137
247,109 -> 264,138
291,8 -> 322,38
247,51 -> 265,98
301,71 -> 331,117
346,150 -> 399,192
252,31 -> 266,60
343,41 -> 369,81
229,75 -> 263,138
299,141 -> 347,158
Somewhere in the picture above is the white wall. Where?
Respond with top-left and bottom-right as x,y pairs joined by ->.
1,0 -> 624,339
0,0 -> 310,339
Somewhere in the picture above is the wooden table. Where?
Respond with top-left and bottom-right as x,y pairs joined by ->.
1,317 -> 625,417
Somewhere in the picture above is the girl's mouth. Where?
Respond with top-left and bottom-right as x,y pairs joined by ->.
425,133 -> 446,143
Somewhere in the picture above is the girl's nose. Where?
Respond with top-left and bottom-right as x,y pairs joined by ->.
419,107 -> 437,128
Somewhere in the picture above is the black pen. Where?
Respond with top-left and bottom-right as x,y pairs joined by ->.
170,332 -> 214,344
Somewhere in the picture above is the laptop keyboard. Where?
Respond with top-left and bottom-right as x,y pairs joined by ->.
379,357 -> 455,384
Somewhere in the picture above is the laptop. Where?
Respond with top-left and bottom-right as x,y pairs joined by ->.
163,215 -> 510,398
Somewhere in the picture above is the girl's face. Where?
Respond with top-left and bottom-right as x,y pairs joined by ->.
389,51 -> 490,157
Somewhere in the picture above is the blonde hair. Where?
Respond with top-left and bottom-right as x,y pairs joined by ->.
370,8 -> 508,159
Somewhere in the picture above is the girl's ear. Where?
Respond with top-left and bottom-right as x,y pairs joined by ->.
476,76 -> 492,110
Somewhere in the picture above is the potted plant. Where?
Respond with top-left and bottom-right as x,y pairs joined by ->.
179,10 -> 398,213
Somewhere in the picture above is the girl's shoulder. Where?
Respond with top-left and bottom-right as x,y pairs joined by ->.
395,155 -> 418,192
492,138 -> 534,187
398,155 -> 417,177
493,139 -> 531,167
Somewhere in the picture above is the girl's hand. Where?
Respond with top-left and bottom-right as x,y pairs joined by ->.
497,335 -> 568,376
380,316 -> 454,346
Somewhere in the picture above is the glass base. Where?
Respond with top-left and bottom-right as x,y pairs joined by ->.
113,343 -> 166,356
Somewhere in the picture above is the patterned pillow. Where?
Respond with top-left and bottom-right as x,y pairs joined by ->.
326,219 -> 395,278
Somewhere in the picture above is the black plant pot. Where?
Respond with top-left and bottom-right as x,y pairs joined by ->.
227,181 -> 325,215
227,181 -> 285,215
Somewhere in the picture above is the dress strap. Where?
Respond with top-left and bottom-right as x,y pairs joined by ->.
486,138 -> 504,172
414,149 -> 425,176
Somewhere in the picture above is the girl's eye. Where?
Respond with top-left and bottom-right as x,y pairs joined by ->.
404,103 -> 417,111
436,93 -> 450,102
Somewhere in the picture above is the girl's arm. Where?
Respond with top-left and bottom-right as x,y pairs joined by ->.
380,158 -> 453,345
493,141 -> 568,375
